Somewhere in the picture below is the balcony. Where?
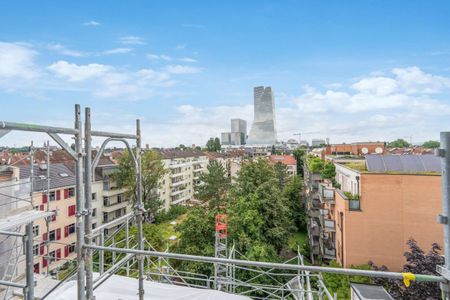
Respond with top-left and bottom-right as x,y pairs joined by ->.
323,248 -> 336,259
171,179 -> 187,187
323,219 -> 336,232
171,194 -> 190,205
171,189 -> 185,196
309,220 -> 320,236
102,187 -> 127,197
319,184 -> 335,204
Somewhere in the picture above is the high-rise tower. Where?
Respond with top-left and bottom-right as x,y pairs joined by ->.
247,86 -> 277,145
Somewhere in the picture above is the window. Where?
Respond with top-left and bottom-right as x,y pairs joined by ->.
33,244 -> 39,256
51,210 -> 57,222
33,225 -> 40,237
65,243 -> 76,257
92,223 -> 97,229
92,192 -> 96,201
65,223 -> 76,237
68,205 -> 76,216
68,188 -> 75,197
33,263 -> 39,274
103,212 -> 108,223
92,208 -> 97,217
117,194 -> 123,203
49,191 -> 56,201
49,250 -> 56,263
103,197 -> 109,206
49,230 -> 56,241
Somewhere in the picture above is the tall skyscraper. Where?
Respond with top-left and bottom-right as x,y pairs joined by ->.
221,119 -> 247,146
231,119 -> 247,136
247,86 -> 277,145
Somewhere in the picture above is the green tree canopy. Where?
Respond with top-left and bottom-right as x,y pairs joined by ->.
292,148 -> 306,175
113,149 -> 167,220
388,138 -> 410,148
422,140 -> 440,149
195,160 -> 231,210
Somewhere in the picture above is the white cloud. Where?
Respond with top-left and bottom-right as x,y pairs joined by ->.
179,57 -> 197,63
119,36 -> 146,45
392,66 -> 450,93
352,77 -> 398,96
82,20 -> 100,26
47,61 -> 112,82
47,43 -> 86,57
147,54 -> 172,61
103,48 -> 133,54
0,42 -> 38,79
166,65 -> 202,74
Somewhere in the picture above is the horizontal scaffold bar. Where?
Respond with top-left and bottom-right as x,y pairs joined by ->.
85,245 -> 447,283
0,121 -> 78,135
91,130 -> 138,140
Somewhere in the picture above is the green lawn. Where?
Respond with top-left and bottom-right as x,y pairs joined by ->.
288,230 -> 308,252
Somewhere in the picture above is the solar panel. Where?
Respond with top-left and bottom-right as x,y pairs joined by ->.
365,154 -> 441,173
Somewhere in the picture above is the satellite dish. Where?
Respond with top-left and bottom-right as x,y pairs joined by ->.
361,147 -> 369,154
375,147 -> 383,154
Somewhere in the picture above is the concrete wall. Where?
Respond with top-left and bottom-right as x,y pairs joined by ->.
335,173 -> 443,270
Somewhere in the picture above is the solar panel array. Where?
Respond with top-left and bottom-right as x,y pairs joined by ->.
365,154 -> 441,173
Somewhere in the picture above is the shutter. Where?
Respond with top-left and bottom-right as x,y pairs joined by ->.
40,243 -> 44,255
64,226 -> 69,237
56,228 -> 61,240
42,257 -> 47,268
42,194 -> 47,204
64,246 -> 69,257
52,210 -> 56,222
39,205 -> 44,211
43,233 -> 47,241
56,249 -> 61,260
56,190 -> 61,200
64,189 -> 69,199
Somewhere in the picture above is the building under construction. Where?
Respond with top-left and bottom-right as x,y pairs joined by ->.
0,105 -> 450,299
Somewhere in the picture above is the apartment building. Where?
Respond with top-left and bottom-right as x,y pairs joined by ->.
94,161 -> 130,235
324,142 -> 385,157
306,154 -> 443,270
268,155 -> 297,176
204,151 -> 245,181
18,163 -> 78,275
156,149 -> 208,210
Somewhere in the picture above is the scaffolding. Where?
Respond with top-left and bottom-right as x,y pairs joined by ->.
0,105 -> 450,300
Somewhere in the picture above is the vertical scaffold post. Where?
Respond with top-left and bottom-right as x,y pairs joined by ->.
84,107 -> 94,299
439,131 -> 450,299
214,214 -> 228,291
75,104 -> 86,300
25,222 -> 34,300
136,119 -> 145,300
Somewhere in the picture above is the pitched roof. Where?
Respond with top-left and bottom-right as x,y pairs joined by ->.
19,163 -> 76,191
154,148 -> 206,159
268,155 -> 297,166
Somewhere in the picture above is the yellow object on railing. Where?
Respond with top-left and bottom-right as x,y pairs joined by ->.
403,272 -> 416,287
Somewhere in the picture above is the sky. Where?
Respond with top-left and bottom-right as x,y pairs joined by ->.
1,0 -> 450,147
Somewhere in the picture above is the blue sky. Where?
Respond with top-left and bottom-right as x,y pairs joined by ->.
1,1 -> 450,147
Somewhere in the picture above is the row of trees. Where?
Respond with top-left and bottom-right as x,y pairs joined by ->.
388,138 -> 440,149
206,137 -> 221,152
174,159 -> 306,279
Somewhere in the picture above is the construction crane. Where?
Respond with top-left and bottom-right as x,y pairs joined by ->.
293,131 -> 322,144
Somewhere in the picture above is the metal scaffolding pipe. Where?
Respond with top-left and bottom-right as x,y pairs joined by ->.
135,119 -> 145,300
0,230 -> 24,237
91,130 -> 137,140
0,279 -> 26,289
0,121 -> 78,135
74,104 -> 86,300
25,222 -> 34,300
84,245 -> 447,283
84,107 -> 94,299
440,131 -> 450,298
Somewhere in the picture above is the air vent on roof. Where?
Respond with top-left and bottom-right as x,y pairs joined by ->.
39,163 -> 47,171
59,173 -> 69,178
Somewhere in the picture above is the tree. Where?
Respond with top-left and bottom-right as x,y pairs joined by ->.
173,207 -> 216,276
422,140 -> 440,149
388,139 -> 410,148
292,148 -> 306,175
369,238 -> 443,300
195,160 -> 231,210
214,137 -> 221,152
282,175 -> 307,230
113,149 -> 167,221
320,161 -> 336,179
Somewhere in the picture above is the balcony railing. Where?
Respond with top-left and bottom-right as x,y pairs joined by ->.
323,219 -> 336,232
319,184 -> 335,203
324,248 -> 336,259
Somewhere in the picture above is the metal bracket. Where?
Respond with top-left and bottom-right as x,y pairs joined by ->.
48,132 -> 77,160
437,265 -> 450,281
76,209 -> 89,217
435,148 -> 446,158
437,214 -> 448,225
